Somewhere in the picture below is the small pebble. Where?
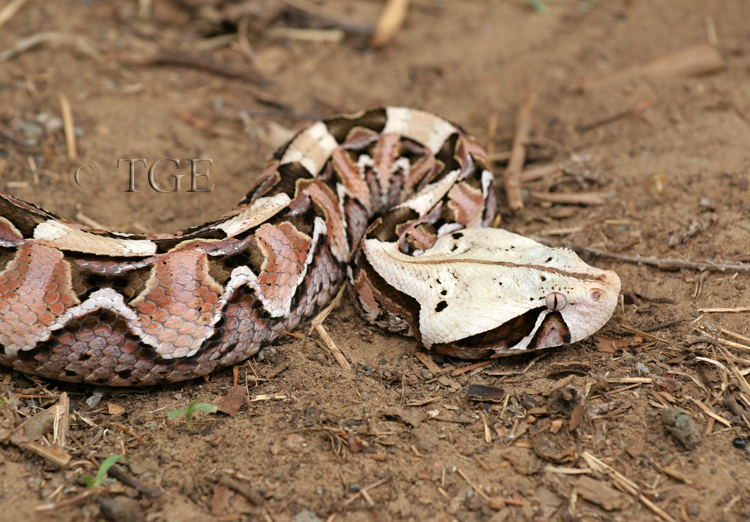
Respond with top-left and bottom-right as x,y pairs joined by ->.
348,484 -> 361,492
661,407 -> 701,449
420,369 -> 434,380
17,121 -> 44,137
733,437 -> 747,449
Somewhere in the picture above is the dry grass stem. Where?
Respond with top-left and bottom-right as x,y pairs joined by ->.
310,284 -> 347,331
698,307 -> 750,313
0,0 -> 30,29
568,245 -> 750,273
371,0 -> 409,47
315,324 -> 350,370
266,27 -> 344,43
58,94 -> 77,161
530,191 -> 608,206
1,32 -> 102,62
688,397 -> 731,427
582,452 -> 679,522
504,93 -> 536,211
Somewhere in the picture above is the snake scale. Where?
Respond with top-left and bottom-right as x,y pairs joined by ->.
0,108 -> 620,386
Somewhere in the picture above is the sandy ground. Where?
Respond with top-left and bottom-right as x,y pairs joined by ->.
1,1 -> 750,521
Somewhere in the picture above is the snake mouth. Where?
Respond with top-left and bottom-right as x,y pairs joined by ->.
432,308 -> 571,360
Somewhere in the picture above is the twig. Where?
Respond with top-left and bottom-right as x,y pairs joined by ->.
577,99 -> 652,133
0,0 -> 30,28
325,478 -> 389,521
122,51 -> 271,87
565,243 -> 750,273
451,360 -> 492,377
456,468 -> 524,508
314,324 -> 350,370
688,397 -> 731,427
218,475 -> 263,506
34,486 -> 121,512
698,307 -> 750,313
283,0 -> 374,36
266,27 -> 344,42
519,162 -> 562,183
371,0 -> 410,48
504,93 -> 536,211
530,191 -> 608,206
582,452 -> 678,522
310,284 -> 347,331
1,32 -> 103,62
618,325 -> 681,349
486,112 -> 499,156
58,94 -> 77,161
108,465 -> 162,498
581,44 -> 725,91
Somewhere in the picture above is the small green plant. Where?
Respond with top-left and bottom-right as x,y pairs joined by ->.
528,0 -> 548,13
167,396 -> 217,430
82,454 -> 127,489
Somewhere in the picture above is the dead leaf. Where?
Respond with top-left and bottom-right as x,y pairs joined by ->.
575,476 -> 630,511
216,385 -> 246,416
594,334 -> 629,353
107,402 -> 125,416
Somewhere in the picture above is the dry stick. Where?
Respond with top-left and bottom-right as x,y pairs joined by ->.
486,112 -> 499,156
0,0 -> 30,28
689,397 -> 731,427
123,51 -> 271,87
218,475 -> 263,505
310,284 -> 347,332
325,478 -> 389,522
577,99 -> 652,133
566,243 -> 750,273
371,0 -> 410,47
529,191 -> 608,206
266,27 -> 344,43
34,486 -> 121,512
582,452 -> 678,522
451,360 -> 493,377
0,32 -> 103,62
519,162 -> 562,183
503,93 -> 536,212
283,0 -> 374,36
315,324 -> 350,370
456,468 -> 524,509
108,465 -> 162,498
58,94 -> 77,161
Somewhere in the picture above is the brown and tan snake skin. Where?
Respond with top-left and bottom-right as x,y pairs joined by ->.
0,108 -> 620,386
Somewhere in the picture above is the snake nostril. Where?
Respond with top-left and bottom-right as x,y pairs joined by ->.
590,289 -> 603,302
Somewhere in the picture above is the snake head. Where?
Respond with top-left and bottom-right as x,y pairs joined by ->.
364,227 -> 621,359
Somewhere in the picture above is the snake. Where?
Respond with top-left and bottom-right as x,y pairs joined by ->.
0,107 -> 620,386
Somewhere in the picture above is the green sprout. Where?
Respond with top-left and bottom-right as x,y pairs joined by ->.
528,0 -> 548,13
81,454 -> 128,488
167,396 -> 217,430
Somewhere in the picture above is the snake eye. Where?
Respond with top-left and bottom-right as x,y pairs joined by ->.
589,289 -> 603,302
545,292 -> 567,311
